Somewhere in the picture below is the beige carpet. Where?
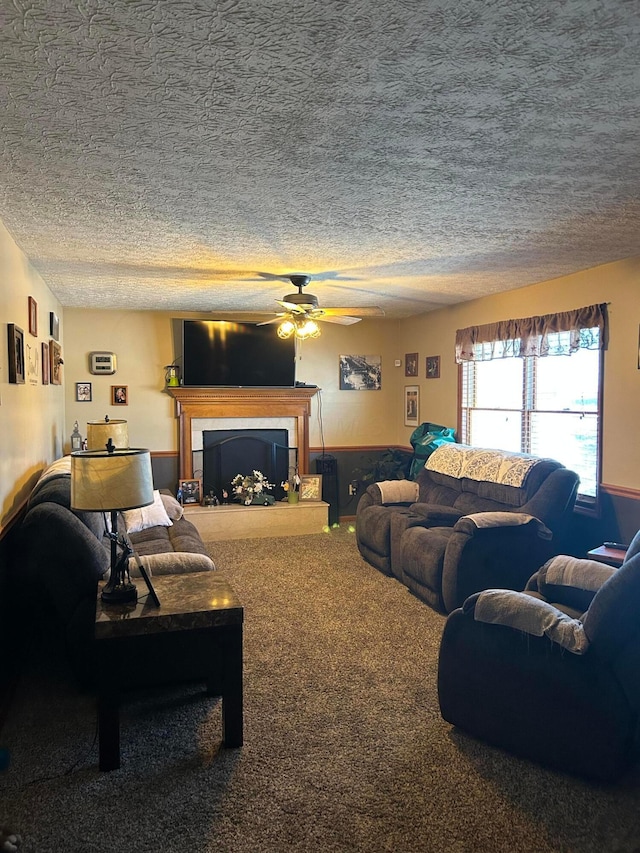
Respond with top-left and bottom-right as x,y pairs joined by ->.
2,528 -> 640,853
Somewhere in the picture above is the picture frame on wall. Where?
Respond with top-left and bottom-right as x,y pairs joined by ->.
299,474 -> 323,502
76,381 -> 92,402
28,297 -> 38,337
7,324 -> 25,384
339,355 -> 381,390
426,355 -> 441,379
41,342 -> 50,384
49,311 -> 60,340
404,385 -> 420,427
50,340 -> 63,385
112,385 -> 128,405
405,353 -> 418,377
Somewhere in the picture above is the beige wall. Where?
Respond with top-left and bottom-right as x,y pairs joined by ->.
398,257 -> 640,490
3,222 -> 639,532
63,310 -> 403,450
0,221 -> 64,528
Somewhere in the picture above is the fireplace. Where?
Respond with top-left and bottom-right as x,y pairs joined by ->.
202,429 -> 293,502
166,387 -> 318,480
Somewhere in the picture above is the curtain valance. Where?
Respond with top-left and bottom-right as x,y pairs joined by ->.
455,303 -> 607,363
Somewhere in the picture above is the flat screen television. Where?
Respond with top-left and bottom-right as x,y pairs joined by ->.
181,319 -> 296,387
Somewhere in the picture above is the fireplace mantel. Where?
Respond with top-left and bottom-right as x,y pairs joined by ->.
167,386 -> 318,479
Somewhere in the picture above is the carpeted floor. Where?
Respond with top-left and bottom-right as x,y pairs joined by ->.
2,528 -> 640,853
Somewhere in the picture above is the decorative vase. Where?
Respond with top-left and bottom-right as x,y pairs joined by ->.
288,490 -> 299,504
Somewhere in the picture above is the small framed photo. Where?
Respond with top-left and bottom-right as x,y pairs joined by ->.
426,355 -> 440,379
405,353 -> 418,377
76,381 -> 92,402
50,340 -> 63,385
41,342 -> 50,385
299,474 -> 323,502
404,385 -> 420,427
49,311 -> 60,340
178,478 -> 202,505
28,297 -> 38,337
112,385 -> 128,405
8,324 -> 25,384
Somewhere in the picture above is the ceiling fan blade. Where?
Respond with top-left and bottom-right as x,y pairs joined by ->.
315,314 -> 362,326
255,316 -> 286,326
276,300 -> 307,313
321,306 -> 385,317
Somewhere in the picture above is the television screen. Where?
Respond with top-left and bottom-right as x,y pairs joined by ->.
181,320 -> 296,387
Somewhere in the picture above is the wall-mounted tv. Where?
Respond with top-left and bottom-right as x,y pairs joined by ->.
181,320 -> 296,387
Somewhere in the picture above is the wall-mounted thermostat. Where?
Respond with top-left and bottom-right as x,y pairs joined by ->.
89,351 -> 117,375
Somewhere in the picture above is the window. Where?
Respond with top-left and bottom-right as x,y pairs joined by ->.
456,305 -> 606,509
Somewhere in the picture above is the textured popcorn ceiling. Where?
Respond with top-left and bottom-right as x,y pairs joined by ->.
1,0 -> 639,319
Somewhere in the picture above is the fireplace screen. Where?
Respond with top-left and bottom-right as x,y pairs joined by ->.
203,429 -> 292,502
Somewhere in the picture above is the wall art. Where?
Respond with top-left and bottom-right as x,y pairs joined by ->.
41,342 -> 50,384
76,381 -> 92,402
49,311 -> 59,340
8,324 -> 25,384
405,353 -> 418,377
339,354 -> 381,390
28,296 -> 38,336
426,355 -> 440,379
50,339 -> 63,385
404,385 -> 419,427
112,385 -> 128,405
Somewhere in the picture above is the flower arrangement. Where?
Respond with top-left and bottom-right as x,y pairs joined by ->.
231,470 -> 275,505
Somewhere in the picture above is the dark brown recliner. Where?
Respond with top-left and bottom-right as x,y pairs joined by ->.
356,444 -> 579,613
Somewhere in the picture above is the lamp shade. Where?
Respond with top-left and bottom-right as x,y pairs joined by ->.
71,448 -> 154,512
86,419 -> 129,451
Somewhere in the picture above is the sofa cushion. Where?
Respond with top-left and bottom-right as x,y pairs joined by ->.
130,551 -> 215,577
121,489 -> 172,533
129,516 -> 209,556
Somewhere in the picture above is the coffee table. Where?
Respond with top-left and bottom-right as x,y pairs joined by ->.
95,571 -> 243,771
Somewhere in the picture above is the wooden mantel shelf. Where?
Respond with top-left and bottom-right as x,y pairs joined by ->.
166,386 -> 319,479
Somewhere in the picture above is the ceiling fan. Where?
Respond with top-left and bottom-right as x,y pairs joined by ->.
248,274 -> 385,339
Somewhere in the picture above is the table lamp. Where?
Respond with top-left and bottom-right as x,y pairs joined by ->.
71,444 -> 154,604
86,416 -> 129,451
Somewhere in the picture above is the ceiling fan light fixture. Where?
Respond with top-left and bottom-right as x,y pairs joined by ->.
297,318 -> 321,339
277,318 -> 296,339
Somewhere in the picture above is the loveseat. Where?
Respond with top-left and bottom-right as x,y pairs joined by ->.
19,457 -> 214,683
356,444 -> 579,613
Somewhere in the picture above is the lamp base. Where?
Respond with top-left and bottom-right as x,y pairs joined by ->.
101,580 -> 138,605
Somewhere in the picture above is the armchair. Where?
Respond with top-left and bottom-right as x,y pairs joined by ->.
437,532 -> 640,782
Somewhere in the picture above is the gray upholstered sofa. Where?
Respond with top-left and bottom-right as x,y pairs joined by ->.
19,457 -> 214,683
356,444 -> 579,613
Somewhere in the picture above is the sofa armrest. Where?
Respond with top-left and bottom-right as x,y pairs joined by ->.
454,512 -> 552,539
463,588 -> 589,655
365,480 -> 420,506
409,504 -> 463,526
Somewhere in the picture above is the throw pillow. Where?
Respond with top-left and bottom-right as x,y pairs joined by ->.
129,551 -> 215,576
160,492 -> 184,520
121,490 -> 172,534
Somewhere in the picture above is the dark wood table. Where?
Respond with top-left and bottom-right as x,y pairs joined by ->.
95,571 -> 243,771
587,545 -> 626,567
